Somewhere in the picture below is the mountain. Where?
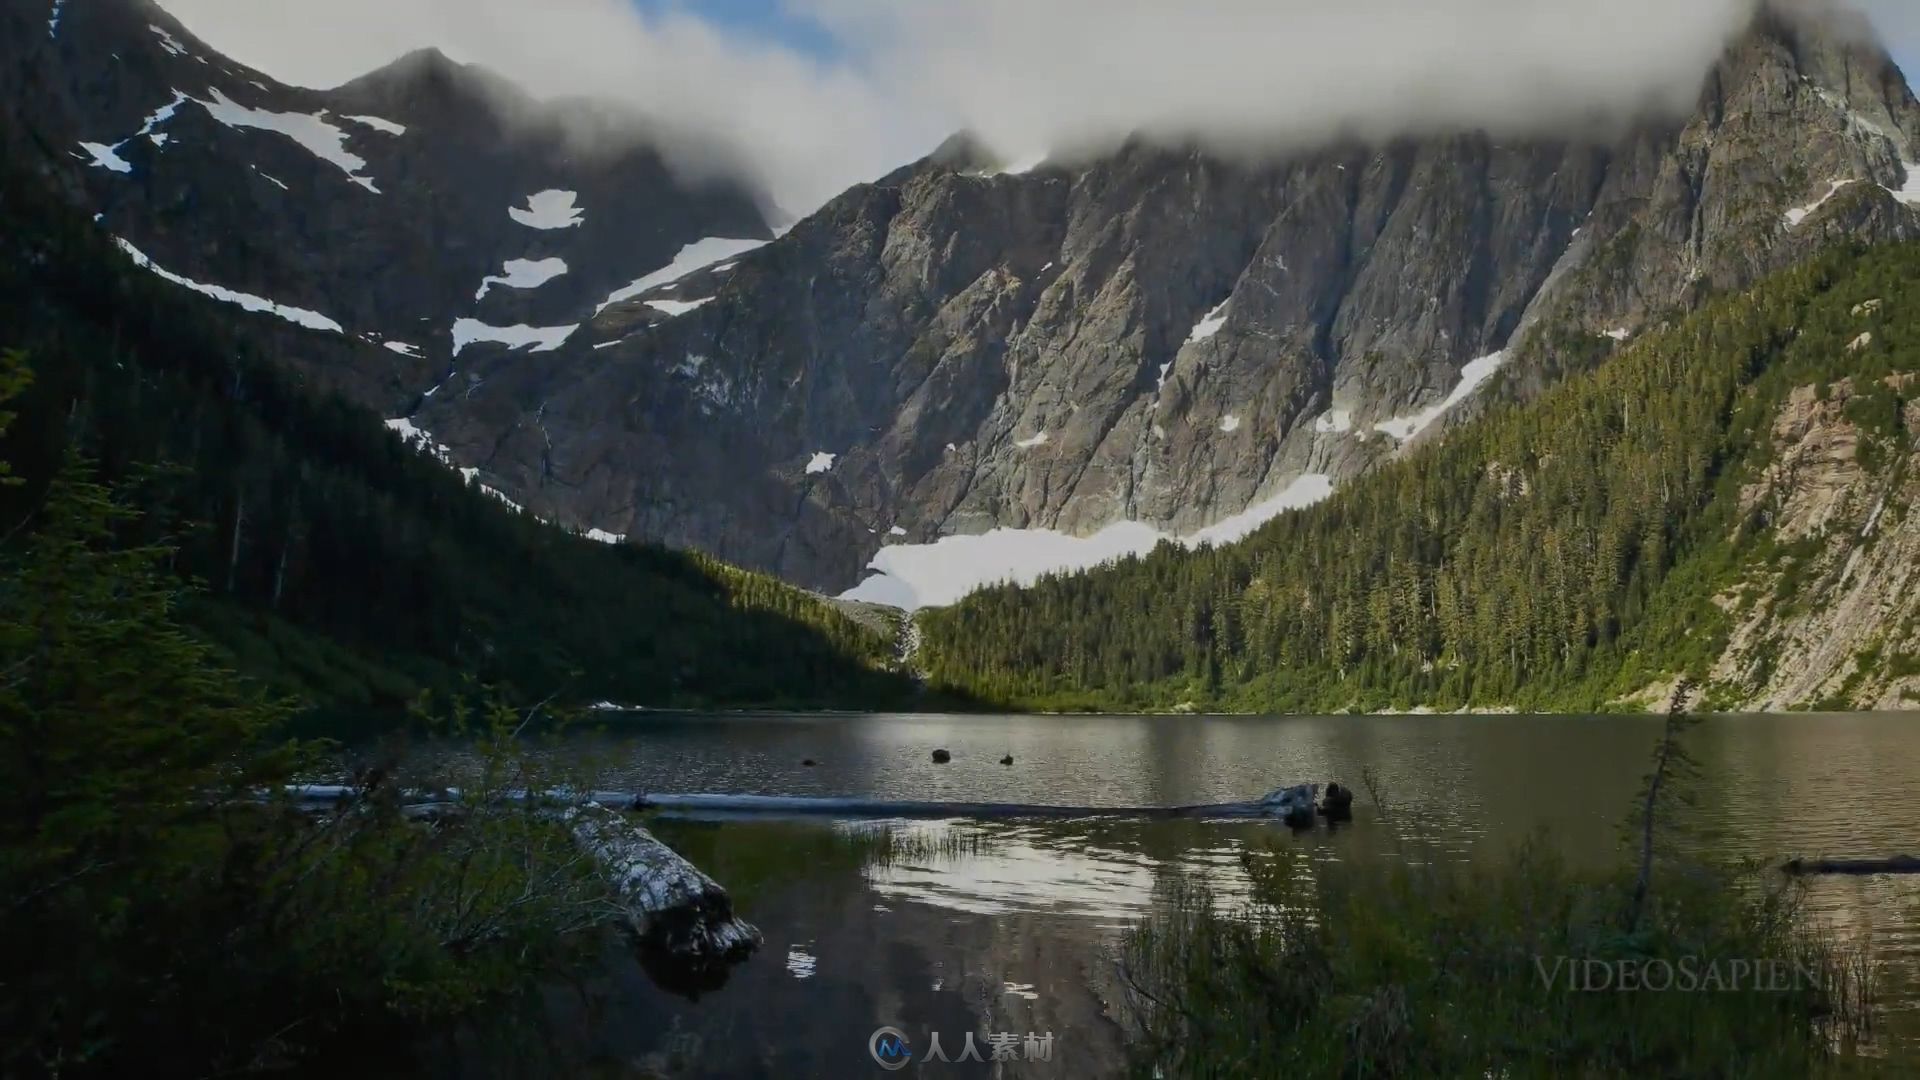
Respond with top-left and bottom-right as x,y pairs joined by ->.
913,238 -> 1920,714
5,0 -> 772,415
397,3 -> 1920,601
8,0 -> 1920,616
0,3 -> 925,717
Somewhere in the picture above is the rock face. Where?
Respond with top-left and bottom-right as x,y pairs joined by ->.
10,0 -> 1920,597
1705,376 -> 1920,712
410,5 -> 1920,592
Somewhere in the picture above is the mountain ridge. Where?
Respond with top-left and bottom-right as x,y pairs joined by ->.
401,1 -> 1920,598
11,0 -> 1920,612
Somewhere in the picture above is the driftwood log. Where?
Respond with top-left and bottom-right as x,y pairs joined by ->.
565,803 -> 761,992
1783,855 -> 1920,876
287,786 -> 758,990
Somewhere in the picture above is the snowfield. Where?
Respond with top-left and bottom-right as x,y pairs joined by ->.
597,236 -> 769,313
840,473 -> 1335,610
451,319 -> 578,356
1186,299 -> 1231,344
475,257 -> 568,300
114,237 -> 344,333
198,89 -> 381,193
509,190 -> 585,230
1373,351 -> 1507,443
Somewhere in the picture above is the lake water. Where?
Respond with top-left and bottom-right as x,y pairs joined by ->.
492,712 -> 1920,1078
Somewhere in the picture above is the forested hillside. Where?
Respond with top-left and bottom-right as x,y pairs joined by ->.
0,150 -> 924,720
918,241 -> 1920,714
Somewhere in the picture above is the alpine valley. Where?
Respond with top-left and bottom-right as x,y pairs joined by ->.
5,0 -> 1920,713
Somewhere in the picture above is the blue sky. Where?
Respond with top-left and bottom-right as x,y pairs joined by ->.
631,0 -> 844,61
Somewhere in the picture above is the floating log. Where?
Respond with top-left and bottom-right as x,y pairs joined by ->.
1783,855 -> 1920,876
286,783 -> 1348,822
1262,783 -> 1319,828
565,803 -> 761,991
287,786 -> 757,991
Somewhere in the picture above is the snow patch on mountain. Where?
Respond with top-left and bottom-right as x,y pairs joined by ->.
475,257 -> 568,301
1373,351 -> 1507,442
451,319 -> 577,356
585,528 -> 626,545
1013,432 -> 1050,449
76,92 -> 191,175
114,237 -> 344,333
1313,409 -> 1353,435
509,190 -> 584,230
1890,162 -> 1920,208
597,236 -> 769,313
840,472 -> 1336,610
806,452 -> 837,475
1219,414 -> 1242,433
343,114 -> 406,136
1784,178 -> 1861,227
149,25 -> 187,57
1184,474 -> 1337,548
48,0 -> 64,38
383,341 -> 422,358
477,484 -> 524,513
645,297 -> 714,317
253,167 -> 288,190
1186,299 -> 1230,344
78,142 -> 132,173
198,89 -> 380,193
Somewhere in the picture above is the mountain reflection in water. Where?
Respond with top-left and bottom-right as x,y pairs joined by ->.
437,711 -> 1920,1078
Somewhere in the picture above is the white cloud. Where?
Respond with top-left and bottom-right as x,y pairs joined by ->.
155,1 -> 1918,215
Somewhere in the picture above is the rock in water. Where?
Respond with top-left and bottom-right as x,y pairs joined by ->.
932,748 -> 952,764
1320,782 -> 1355,821
1000,754 -> 1014,766
566,803 -> 760,991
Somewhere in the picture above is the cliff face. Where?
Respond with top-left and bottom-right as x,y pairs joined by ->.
417,9 -> 1920,591
10,0 -> 1920,599
1702,377 -> 1920,711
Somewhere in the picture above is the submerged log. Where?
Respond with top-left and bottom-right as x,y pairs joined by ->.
1783,855 -> 1920,876
566,803 -> 761,988
1262,783 -> 1319,828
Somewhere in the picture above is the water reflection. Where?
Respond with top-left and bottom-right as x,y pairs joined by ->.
532,711 -> 1920,1074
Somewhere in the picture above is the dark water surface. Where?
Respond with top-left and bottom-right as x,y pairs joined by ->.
512,712 -> 1920,1078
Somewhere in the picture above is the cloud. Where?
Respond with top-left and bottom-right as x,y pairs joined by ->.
156,0 -> 931,214
157,0 -> 1913,216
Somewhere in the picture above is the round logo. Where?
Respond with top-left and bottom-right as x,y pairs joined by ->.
869,1026 -> 913,1071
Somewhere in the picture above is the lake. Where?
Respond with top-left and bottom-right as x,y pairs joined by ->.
477,711 -> 1920,1078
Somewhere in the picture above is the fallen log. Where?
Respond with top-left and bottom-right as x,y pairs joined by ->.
1262,783 -> 1319,828
287,786 -> 757,992
565,803 -> 761,971
1783,855 -> 1920,876
288,783 -> 1346,822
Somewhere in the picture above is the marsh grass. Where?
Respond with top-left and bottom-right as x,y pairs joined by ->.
1122,844 -> 1878,1078
1121,723 -> 1883,1079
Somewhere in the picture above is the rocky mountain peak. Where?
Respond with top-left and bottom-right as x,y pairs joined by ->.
12,0 -> 1920,611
